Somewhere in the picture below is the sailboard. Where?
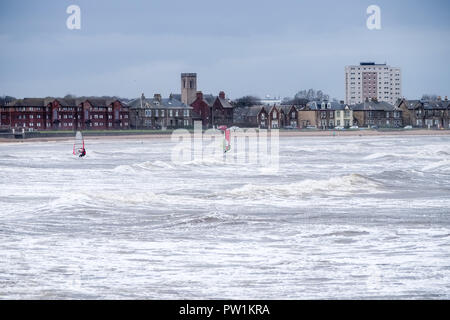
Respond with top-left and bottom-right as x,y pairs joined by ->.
223,128 -> 231,153
73,131 -> 85,156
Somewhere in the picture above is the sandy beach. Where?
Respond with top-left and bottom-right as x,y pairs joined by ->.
1,129 -> 449,144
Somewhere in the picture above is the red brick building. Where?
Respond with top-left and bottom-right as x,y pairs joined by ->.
279,105 -> 298,128
0,98 -> 130,131
80,99 -> 130,130
1,98 -> 55,130
267,105 -> 281,129
211,91 -> 234,127
190,91 -> 211,127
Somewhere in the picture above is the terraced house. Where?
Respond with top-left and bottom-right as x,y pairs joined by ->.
397,97 -> 450,129
267,105 -> 281,129
211,91 -> 234,128
299,101 -> 343,130
352,100 -> 402,128
129,93 -> 193,129
233,105 -> 269,128
279,105 -> 299,128
334,104 -> 353,128
189,91 -> 214,127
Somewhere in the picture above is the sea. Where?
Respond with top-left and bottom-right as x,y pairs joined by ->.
0,135 -> 449,299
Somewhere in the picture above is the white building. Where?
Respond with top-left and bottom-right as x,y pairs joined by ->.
259,95 -> 282,106
345,62 -> 401,105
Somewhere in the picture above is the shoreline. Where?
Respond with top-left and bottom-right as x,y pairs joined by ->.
1,129 -> 449,143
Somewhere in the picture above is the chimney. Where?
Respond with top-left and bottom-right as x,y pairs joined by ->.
140,93 -> 145,108
154,94 -> 162,102
219,91 -> 225,99
437,96 -> 442,101
445,96 -> 448,101
340,100 -> 344,105
196,91 -> 203,100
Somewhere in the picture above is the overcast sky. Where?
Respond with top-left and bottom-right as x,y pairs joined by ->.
1,0 -> 449,100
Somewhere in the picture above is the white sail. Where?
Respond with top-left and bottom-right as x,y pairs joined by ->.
73,131 -> 85,155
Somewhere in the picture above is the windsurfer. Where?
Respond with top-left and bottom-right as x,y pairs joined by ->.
79,148 -> 86,158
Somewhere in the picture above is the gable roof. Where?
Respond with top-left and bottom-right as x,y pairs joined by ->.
306,101 -> 345,110
233,105 -> 266,121
54,98 -> 85,107
401,99 -> 450,110
129,95 -> 192,109
351,101 -> 397,111
279,105 -> 298,113
215,97 -> 234,109
422,100 -> 450,110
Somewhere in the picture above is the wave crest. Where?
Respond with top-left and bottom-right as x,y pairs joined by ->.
225,174 -> 383,200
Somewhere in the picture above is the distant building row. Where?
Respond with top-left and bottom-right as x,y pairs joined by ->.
1,71 -> 448,131
2,96 -> 449,131
233,97 -> 450,130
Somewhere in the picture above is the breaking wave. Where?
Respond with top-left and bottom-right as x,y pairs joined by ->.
422,160 -> 450,172
364,153 -> 403,160
135,160 -> 174,170
224,174 -> 383,200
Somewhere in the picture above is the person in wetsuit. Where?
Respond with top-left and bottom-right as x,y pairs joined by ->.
79,148 -> 86,158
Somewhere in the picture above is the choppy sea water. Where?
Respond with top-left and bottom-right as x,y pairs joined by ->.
0,135 -> 449,299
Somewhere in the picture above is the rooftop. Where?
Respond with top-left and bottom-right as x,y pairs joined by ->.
359,62 -> 387,66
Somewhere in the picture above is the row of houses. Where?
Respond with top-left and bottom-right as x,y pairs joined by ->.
0,90 -> 235,131
128,94 -> 193,130
397,99 -> 450,129
1,95 -> 449,131
233,100 -> 391,129
0,97 -> 130,130
127,91 -> 235,130
233,97 -> 450,130
234,105 -> 299,129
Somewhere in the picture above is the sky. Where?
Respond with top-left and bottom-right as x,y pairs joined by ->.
0,0 -> 449,100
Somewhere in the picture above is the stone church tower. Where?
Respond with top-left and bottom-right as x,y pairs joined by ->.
181,73 -> 197,105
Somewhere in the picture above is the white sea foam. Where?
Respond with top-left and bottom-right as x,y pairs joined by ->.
1,135 -> 449,299
112,165 -> 137,174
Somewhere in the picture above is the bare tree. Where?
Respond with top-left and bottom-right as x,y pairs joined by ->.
64,93 -> 77,99
233,96 -> 260,108
421,94 -> 439,101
